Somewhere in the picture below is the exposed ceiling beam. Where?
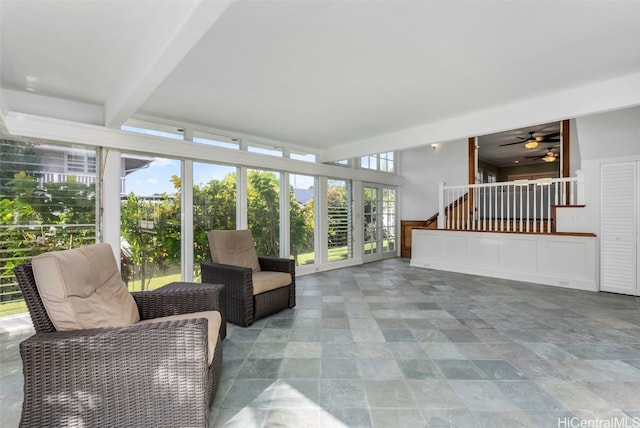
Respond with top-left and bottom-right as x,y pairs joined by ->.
2,89 -> 104,125
104,0 -> 234,129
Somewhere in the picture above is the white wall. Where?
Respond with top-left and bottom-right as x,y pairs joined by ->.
569,118 -> 582,176
399,139 -> 468,220
577,106 -> 640,162
575,105 -> 640,237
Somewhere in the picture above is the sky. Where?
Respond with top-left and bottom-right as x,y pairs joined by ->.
125,158 -> 233,196
125,157 -> 314,196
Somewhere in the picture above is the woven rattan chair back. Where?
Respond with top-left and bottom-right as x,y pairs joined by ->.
13,262 -> 57,333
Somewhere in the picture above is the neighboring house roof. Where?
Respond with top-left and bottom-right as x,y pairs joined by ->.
30,146 -> 153,177
123,155 -> 154,176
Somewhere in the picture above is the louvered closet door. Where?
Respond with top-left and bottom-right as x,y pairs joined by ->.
600,161 -> 638,295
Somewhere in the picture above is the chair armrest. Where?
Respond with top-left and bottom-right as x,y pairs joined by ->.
132,283 -> 224,319
201,261 -> 254,327
259,256 -> 296,309
258,256 -> 295,274
134,282 -> 226,339
19,319 -> 210,428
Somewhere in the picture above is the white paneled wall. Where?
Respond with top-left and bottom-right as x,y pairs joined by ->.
410,229 -> 597,292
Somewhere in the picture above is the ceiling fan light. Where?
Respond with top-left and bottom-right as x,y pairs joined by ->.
543,154 -> 556,162
524,140 -> 538,149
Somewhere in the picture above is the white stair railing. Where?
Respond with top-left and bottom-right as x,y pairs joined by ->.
438,171 -> 585,233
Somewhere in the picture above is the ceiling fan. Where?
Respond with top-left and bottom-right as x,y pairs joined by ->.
500,131 -> 560,148
524,147 -> 559,162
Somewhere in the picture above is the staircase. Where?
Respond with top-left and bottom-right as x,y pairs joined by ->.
402,172 -> 587,257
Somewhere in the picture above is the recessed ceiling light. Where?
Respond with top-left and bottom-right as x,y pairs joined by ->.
515,160 -> 519,164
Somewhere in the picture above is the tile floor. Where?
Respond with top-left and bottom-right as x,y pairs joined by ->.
2,258 -> 640,427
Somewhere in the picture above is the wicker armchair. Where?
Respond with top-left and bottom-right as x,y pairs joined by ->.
13,244 -> 225,428
201,229 -> 295,327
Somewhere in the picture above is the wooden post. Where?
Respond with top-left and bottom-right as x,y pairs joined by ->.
468,137 -> 477,225
562,119 -> 571,201
438,181 -> 445,229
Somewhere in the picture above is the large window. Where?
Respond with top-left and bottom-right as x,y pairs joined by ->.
0,122 -> 401,315
328,159 -> 350,167
66,151 -> 96,174
290,152 -> 316,163
290,174 -> 315,266
327,179 -> 352,262
193,162 -> 237,277
361,154 -> 378,170
379,151 -> 395,173
193,131 -> 239,150
120,155 -> 181,291
248,169 -> 281,256
360,151 -> 395,173
0,139 -> 98,315
248,144 -> 283,157
121,119 -> 183,140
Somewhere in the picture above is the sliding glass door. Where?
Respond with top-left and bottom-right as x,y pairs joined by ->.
363,184 -> 396,259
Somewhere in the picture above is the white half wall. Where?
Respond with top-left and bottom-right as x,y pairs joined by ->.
399,138 -> 467,220
411,229 -> 598,292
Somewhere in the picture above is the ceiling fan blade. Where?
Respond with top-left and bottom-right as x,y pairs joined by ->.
539,138 -> 560,143
524,155 -> 544,158
499,141 -> 528,147
540,132 -> 560,139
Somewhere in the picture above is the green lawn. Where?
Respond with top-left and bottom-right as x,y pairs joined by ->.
126,272 -> 183,292
2,241 -> 395,317
0,272 -> 184,317
294,239 -> 394,265
0,299 -> 27,317
293,245 -> 350,265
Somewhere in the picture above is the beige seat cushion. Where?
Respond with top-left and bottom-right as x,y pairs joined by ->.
252,271 -> 292,295
207,229 -> 261,272
31,243 -> 140,331
138,311 -> 221,364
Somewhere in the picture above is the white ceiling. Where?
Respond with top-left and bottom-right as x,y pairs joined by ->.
1,0 -> 639,161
